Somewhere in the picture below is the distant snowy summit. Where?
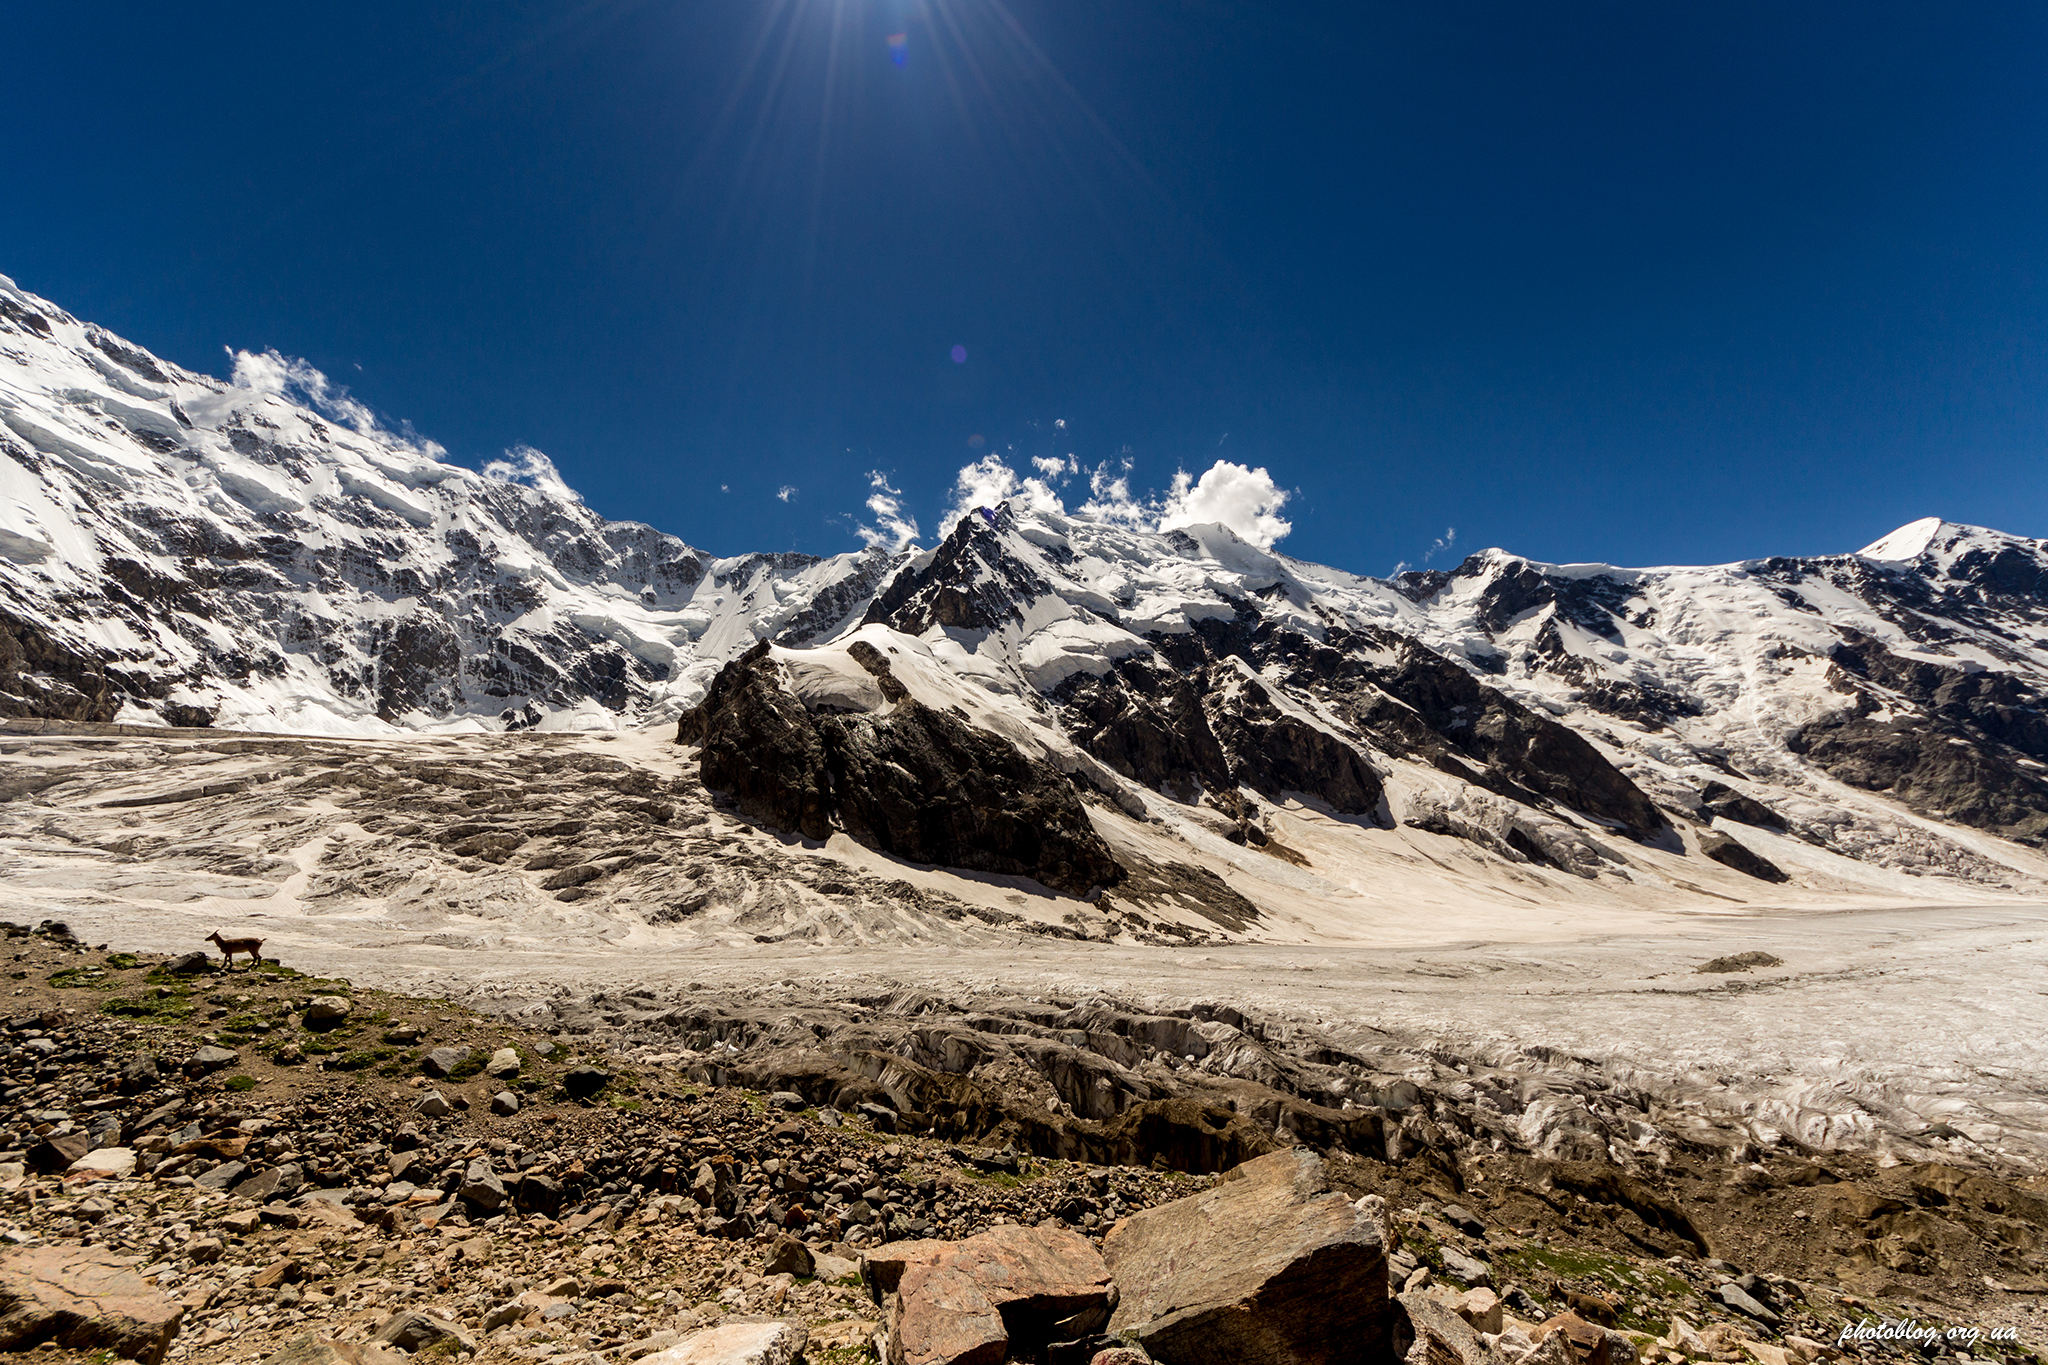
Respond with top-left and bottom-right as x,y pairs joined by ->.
5,272 -> 2048,895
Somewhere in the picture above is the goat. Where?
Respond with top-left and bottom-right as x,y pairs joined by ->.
205,930 -> 265,969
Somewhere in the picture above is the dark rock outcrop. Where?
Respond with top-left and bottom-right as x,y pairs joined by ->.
679,643 -> 1122,897
1698,831 -> 1789,883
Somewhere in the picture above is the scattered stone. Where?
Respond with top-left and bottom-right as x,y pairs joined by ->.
303,996 -> 352,1027
490,1089 -> 520,1116
485,1046 -> 521,1078
162,952 -> 212,975
415,1090 -> 452,1118
371,1310 -> 476,1355
26,1133 -> 89,1175
67,1145 -> 136,1178
1104,1149 -> 1389,1365
457,1158 -> 506,1211
1439,1245 -> 1491,1288
419,1046 -> 466,1078
1713,1281 -> 1781,1327
564,1065 -> 612,1099
0,1244 -> 186,1363
763,1234 -> 815,1279
188,1045 -> 239,1072
194,1160 -> 248,1190
265,1334 -> 408,1364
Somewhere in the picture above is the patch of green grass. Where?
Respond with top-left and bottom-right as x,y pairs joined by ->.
605,1096 -> 643,1112
252,960 -> 303,979
101,989 -> 192,1022
1494,1245 -> 1692,1336
220,1013 -> 269,1032
224,1074 -> 258,1092
327,1048 -> 399,1072
49,965 -> 114,989
103,952 -> 140,970
446,1050 -> 488,1081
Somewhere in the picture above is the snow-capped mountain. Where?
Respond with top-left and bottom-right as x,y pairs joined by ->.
0,274 -> 886,733
6,272 -> 2047,898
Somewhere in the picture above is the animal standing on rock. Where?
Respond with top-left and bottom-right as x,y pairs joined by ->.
203,930 -> 264,969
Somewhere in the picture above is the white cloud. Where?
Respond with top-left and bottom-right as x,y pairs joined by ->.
941,454 -> 1065,530
481,445 -> 580,503
1156,460 -> 1292,548
777,485 -> 797,502
1076,459 -> 1150,529
856,471 -> 920,551
228,347 -> 445,458
1031,454 -> 1078,481
1423,527 -> 1457,562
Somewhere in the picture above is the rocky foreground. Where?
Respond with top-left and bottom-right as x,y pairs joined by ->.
0,928 -> 2039,1365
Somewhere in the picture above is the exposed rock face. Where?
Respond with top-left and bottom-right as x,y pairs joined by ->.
1103,1149 -> 1390,1364
866,1225 -> 1115,1365
0,1245 -> 185,1363
1698,831 -> 1789,883
1787,633 -> 2048,845
679,643 -> 1123,897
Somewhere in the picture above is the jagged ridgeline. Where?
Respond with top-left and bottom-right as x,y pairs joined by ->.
7,269 -> 2048,905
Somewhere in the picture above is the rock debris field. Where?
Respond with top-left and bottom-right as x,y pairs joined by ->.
0,930 -> 2039,1365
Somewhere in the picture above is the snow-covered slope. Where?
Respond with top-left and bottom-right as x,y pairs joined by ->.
0,274 -> 887,733
7,273 -> 2048,901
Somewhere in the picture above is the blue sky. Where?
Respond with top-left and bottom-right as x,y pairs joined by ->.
4,1 -> 2046,570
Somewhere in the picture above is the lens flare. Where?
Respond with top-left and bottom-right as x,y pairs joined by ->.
950,344 -> 967,363
887,32 -> 908,66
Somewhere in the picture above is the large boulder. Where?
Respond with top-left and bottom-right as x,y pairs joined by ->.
0,1245 -> 185,1363
1102,1149 -> 1390,1365
865,1224 -> 1115,1365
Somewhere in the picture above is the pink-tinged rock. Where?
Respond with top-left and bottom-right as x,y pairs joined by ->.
867,1224 -> 1116,1365
1103,1148 -> 1390,1365
0,1245 -> 185,1363
640,1319 -> 808,1365
887,1263 -> 1007,1365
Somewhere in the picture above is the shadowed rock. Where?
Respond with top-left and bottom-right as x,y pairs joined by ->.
679,643 -> 1123,897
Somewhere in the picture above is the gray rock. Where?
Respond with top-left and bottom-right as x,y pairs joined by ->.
485,1047 -> 521,1078
1396,1292 -> 1500,1365
188,1046 -> 238,1073
372,1311 -> 476,1356
415,1091 -> 452,1118
1440,1245 -> 1491,1288
1438,1203 -> 1486,1236
194,1160 -> 248,1190
419,1047 -> 466,1078
303,996 -> 351,1026
1103,1149 -> 1390,1365
458,1158 -> 506,1211
1713,1281 -> 1781,1327
490,1090 -> 520,1116
762,1234 -> 814,1278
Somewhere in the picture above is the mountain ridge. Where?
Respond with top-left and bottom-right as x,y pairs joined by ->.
7,272 -> 2048,906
